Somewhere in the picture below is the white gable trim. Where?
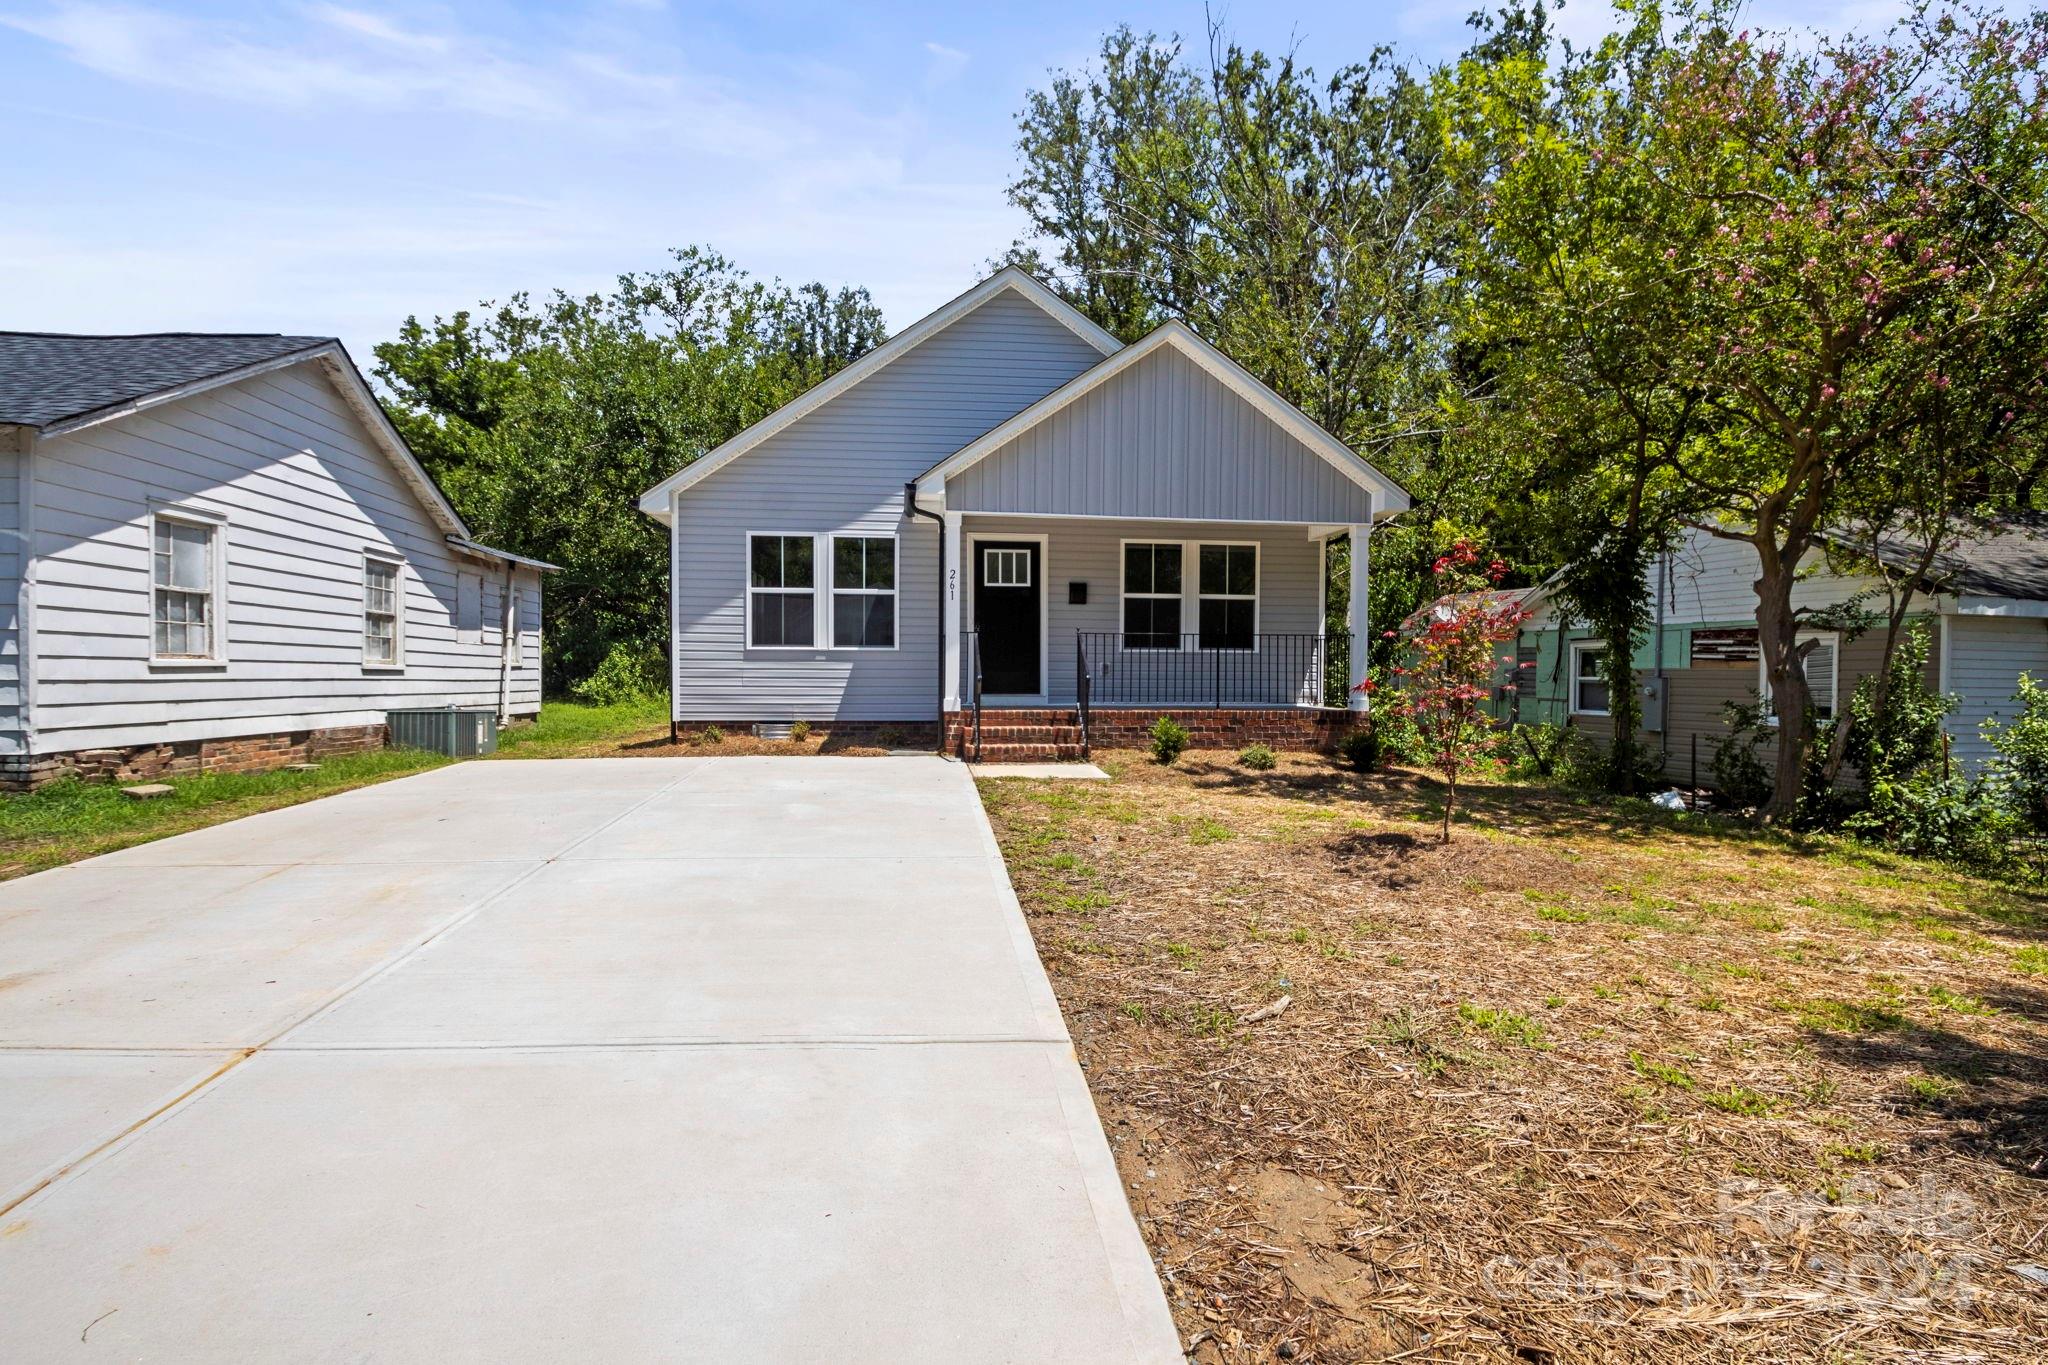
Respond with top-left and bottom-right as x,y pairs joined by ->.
913,320 -> 1411,513
635,268 -> 1121,520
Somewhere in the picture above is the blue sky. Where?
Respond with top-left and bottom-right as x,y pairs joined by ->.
3,1 -> 1906,359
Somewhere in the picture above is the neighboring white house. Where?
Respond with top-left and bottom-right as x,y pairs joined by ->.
1512,520 -> 2048,778
0,332 -> 552,787
637,267 -> 1410,761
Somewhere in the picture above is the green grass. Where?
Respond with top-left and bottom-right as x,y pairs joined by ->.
1457,1002 -> 1549,1049
493,696 -> 670,756
1703,1086 -> 1777,1117
1629,1051 -> 1697,1090
1791,997 -> 1909,1034
0,748 -> 451,880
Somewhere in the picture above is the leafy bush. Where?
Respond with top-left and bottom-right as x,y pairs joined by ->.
1238,743 -> 1276,771
1842,625 -> 1954,788
697,724 -> 725,745
1712,700 -> 1776,809
1336,727 -> 1382,772
1845,773 -> 2017,872
788,719 -> 812,744
1985,673 -> 2048,834
569,640 -> 666,707
1149,715 -> 1190,764
1504,721 -> 1579,779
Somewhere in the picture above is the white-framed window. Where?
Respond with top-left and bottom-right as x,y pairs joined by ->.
1197,543 -> 1258,651
748,533 -> 816,649
1122,542 -> 1184,650
831,534 -> 896,649
1570,640 -> 1610,716
983,547 -> 1031,587
150,512 -> 223,662
1761,630 -> 1839,721
363,555 -> 403,668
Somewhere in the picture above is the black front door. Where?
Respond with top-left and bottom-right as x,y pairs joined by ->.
974,541 -> 1041,695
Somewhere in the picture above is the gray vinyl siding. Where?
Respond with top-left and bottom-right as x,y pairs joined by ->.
671,290 -> 1106,721
945,344 -> 1376,524
0,434 -> 21,754
25,364 -> 541,752
1944,614 -> 2048,771
960,516 -> 1326,706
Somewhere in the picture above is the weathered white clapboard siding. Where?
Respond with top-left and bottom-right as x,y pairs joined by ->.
24,363 -> 540,751
1942,614 -> 2048,771
1660,525 -> 1872,624
960,516 -> 1326,704
945,344 -> 1376,523
672,290 -> 1106,721
0,434 -> 22,754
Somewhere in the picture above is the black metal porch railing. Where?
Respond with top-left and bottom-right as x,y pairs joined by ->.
1077,632 -> 1333,710
966,629 -> 983,762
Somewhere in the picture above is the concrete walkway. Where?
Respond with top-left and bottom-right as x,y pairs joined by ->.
0,757 -> 1180,1362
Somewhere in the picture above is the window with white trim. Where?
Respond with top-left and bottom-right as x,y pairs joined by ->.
831,535 -> 896,649
748,534 -> 815,648
982,547 -> 1031,587
1570,641 -> 1610,716
1198,544 -> 1257,650
1122,543 -> 1183,649
1761,630 -> 1838,720
151,514 -> 220,661
364,556 -> 402,667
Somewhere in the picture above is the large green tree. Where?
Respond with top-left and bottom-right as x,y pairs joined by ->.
375,247 -> 884,693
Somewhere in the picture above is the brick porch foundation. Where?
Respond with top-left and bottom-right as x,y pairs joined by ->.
943,707 -> 1362,761
0,724 -> 389,791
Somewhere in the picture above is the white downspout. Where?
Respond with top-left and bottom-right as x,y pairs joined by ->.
496,560 -> 514,725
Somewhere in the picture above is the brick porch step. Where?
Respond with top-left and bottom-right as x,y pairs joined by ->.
972,742 -> 1088,762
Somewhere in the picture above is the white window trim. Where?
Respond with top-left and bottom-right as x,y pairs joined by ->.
1760,628 -> 1840,723
362,551 -> 406,672
1195,541 -> 1261,653
981,546 -> 1032,588
826,532 -> 900,652
148,507 -> 229,667
745,531 -> 824,651
1118,539 -> 1263,653
1569,639 -> 1610,717
965,531 -> 1051,700
1119,539 -> 1190,653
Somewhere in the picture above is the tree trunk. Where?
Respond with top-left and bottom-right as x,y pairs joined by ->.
1441,772 -> 1456,842
1755,557 -> 1813,823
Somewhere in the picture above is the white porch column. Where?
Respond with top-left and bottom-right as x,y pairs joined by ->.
1346,523 -> 1371,710
942,511 -> 964,711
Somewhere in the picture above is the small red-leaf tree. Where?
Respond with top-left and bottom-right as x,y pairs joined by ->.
1364,543 -> 1533,842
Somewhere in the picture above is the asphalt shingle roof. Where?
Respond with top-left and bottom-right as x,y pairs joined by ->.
1870,514 -> 2048,602
0,331 -> 332,431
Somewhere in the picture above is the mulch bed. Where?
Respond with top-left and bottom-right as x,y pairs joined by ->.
979,751 -> 2048,1363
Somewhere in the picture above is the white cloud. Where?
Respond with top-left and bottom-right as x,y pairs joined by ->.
923,39 -> 969,87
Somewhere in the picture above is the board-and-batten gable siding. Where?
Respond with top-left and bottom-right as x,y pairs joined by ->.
27,364 -> 539,750
672,289 -> 1109,721
1943,614 -> 2048,771
943,343 -> 1377,524
958,516 -> 1326,705
0,436 -> 21,753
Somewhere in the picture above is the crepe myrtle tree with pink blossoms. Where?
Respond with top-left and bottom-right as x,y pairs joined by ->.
1360,543 -> 1533,842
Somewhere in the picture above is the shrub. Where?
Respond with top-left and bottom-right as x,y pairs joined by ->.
1846,773 -> 2017,872
569,639 -> 665,707
1238,743 -> 1276,771
1985,673 -> 2048,834
1712,700 -> 1776,809
788,719 -> 812,744
697,724 -> 725,746
1149,715 -> 1190,764
1843,625 -> 1954,788
1335,727 -> 1382,772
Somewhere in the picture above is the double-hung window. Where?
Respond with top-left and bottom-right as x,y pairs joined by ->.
831,535 -> 896,649
1761,630 -> 1838,721
151,514 -> 220,661
1197,544 -> 1257,650
364,556 -> 402,667
749,534 -> 816,648
1122,543 -> 1183,649
1570,641 -> 1609,716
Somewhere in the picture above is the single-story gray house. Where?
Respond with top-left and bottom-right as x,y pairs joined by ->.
0,332 -> 550,788
1509,519 -> 2048,780
638,267 -> 1409,760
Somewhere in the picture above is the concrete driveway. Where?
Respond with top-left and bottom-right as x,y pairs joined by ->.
0,757 -> 1179,1362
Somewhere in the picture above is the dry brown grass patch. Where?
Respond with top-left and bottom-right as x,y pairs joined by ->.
981,749 -> 2048,1363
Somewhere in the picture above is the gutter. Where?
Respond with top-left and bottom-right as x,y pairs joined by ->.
903,482 -> 948,751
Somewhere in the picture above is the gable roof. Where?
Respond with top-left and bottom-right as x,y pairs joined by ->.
1843,515 -> 2048,602
0,331 -> 332,432
914,320 -> 1411,514
1,330 -> 553,572
635,267 -> 1121,519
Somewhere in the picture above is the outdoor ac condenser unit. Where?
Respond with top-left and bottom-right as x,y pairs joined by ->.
387,707 -> 499,757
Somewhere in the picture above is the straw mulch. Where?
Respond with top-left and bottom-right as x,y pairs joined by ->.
980,753 -> 2048,1364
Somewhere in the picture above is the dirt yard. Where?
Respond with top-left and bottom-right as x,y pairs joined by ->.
978,752 -> 2048,1363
